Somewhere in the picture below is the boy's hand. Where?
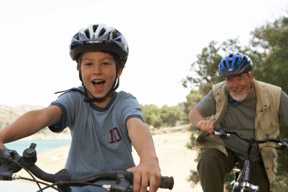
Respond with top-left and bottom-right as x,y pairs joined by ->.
127,158 -> 161,192
0,139 -> 4,151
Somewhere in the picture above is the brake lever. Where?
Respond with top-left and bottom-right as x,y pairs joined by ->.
110,173 -> 132,192
214,128 -> 230,137
0,148 -> 22,180
0,148 -> 22,173
110,182 -> 131,192
280,138 -> 288,149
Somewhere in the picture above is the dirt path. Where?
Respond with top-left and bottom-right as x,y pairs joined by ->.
150,130 -> 202,192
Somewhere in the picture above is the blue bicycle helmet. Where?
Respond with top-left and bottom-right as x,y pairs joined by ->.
218,53 -> 252,77
70,24 -> 129,69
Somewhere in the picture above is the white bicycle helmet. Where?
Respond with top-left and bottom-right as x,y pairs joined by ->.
70,24 -> 129,68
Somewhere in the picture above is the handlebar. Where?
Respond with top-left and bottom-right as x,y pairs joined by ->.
214,127 -> 288,148
0,143 -> 174,192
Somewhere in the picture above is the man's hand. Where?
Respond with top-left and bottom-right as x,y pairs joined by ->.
127,158 -> 161,192
196,119 -> 215,134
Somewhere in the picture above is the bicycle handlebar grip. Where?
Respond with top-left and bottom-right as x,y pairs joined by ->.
160,176 -> 174,189
0,166 -> 13,180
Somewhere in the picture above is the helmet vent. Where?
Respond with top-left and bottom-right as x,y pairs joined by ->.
112,30 -> 119,39
99,28 -> 106,37
222,60 -> 228,69
242,57 -> 248,65
74,33 -> 80,41
115,37 -> 121,42
234,57 -> 239,65
84,29 -> 90,39
92,24 -> 98,32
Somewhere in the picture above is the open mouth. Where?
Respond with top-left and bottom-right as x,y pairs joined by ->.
91,79 -> 106,85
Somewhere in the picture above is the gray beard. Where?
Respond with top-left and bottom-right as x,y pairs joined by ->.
229,91 -> 249,102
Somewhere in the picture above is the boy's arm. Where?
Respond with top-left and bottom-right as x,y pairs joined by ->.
0,105 -> 62,148
127,117 -> 161,192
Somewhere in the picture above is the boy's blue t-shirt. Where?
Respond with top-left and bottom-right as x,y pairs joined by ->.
49,87 -> 143,183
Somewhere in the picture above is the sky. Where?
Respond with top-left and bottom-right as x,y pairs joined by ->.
0,0 -> 287,107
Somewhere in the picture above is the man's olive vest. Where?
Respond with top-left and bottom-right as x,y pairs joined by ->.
198,80 -> 281,185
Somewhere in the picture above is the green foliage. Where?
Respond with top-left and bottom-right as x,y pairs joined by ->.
159,105 -> 183,127
184,90 -> 202,112
251,16 -> 288,140
142,105 -> 162,128
183,40 -> 221,95
251,16 -> 288,94
142,104 -> 185,128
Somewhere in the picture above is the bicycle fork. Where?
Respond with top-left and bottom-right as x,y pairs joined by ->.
232,160 -> 259,192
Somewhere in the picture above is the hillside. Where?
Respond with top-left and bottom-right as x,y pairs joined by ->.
0,104 -> 43,129
0,104 -> 71,139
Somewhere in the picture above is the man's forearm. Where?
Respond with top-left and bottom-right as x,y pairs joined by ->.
189,107 -> 204,126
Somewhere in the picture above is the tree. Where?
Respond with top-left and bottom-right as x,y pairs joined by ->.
142,104 -> 186,128
142,104 -> 162,128
251,16 -> 288,94
182,90 -> 202,123
160,105 -> 184,127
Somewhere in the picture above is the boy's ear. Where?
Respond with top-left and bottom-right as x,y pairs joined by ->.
77,62 -> 80,70
117,68 -> 123,77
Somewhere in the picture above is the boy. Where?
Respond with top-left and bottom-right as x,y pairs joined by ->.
0,24 -> 161,192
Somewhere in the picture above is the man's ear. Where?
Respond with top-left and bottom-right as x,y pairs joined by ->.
247,71 -> 254,78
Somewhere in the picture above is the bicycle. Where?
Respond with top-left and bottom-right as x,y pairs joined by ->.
0,143 -> 174,192
213,128 -> 288,192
